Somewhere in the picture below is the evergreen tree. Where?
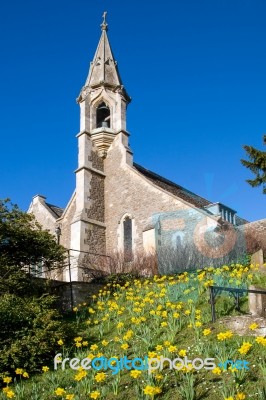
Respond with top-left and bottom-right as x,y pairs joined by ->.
241,135 -> 266,194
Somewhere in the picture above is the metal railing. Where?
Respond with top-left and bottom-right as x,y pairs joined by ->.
209,285 -> 266,322
28,248 -> 113,310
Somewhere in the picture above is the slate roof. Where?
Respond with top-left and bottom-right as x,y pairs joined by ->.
134,163 -> 249,225
235,215 -> 249,226
133,163 -> 212,208
45,203 -> 64,218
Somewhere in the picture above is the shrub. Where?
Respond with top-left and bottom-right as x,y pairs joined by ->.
0,293 -> 74,378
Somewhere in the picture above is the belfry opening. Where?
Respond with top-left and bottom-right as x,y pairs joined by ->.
96,102 -> 110,128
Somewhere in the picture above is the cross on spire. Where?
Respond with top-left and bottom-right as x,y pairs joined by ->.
101,11 -> 108,31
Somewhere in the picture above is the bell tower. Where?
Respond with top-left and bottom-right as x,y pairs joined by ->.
70,12 -> 131,280
77,11 -> 131,158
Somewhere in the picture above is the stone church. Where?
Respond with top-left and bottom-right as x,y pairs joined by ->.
29,15 -> 265,281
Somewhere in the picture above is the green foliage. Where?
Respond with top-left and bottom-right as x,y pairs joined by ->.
0,294 -> 74,377
0,264 -> 49,297
104,272 -> 142,285
0,198 -> 65,270
0,198 -> 66,296
234,253 -> 251,267
0,199 -> 74,379
251,272 -> 266,288
241,135 -> 266,194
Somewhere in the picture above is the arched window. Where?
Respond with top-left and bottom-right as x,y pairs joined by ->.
96,102 -> 110,128
123,216 -> 133,261
172,232 -> 184,249
176,235 -> 182,248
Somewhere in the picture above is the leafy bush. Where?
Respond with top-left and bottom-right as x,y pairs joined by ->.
0,293 -> 74,378
0,199 -> 75,381
0,265 -> 49,297
0,199 -> 65,271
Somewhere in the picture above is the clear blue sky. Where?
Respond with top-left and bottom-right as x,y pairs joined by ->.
0,0 -> 265,222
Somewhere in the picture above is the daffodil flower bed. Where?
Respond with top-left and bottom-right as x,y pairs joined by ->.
1,263 -> 266,399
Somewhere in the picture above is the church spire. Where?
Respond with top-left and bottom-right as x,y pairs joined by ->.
77,12 -> 132,158
84,12 -> 125,90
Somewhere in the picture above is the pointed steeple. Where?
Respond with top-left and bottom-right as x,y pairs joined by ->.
77,12 -> 132,159
85,12 -> 124,89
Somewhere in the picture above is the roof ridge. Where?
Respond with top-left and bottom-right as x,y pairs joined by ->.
133,162 -> 212,207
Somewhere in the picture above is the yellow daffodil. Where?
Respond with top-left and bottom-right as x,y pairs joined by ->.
238,342 -> 252,355
179,349 -> 187,357
249,323 -> 258,330
3,377 -> 12,384
55,388 -> 66,396
66,395 -> 75,400
212,367 -> 222,375
255,336 -> 266,346
236,393 -> 246,400
94,372 -> 106,382
90,391 -> 101,399
15,368 -> 23,375
130,370 -> 142,378
5,390 -> 15,398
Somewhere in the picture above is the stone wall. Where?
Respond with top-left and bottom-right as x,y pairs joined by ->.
89,147 -> 104,172
84,144 -> 106,255
238,219 -> 266,258
84,223 -> 106,254
104,135 -> 216,256
50,281 -> 105,312
251,249 -> 264,266
86,174 -> 105,222
248,285 -> 266,318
